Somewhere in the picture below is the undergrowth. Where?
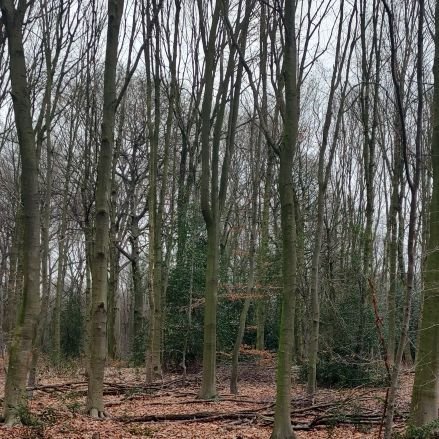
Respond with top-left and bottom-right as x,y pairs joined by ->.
393,420 -> 439,439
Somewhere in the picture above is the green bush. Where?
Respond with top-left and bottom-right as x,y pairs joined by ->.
299,355 -> 388,388
60,292 -> 83,359
16,404 -> 42,427
165,205 -> 207,370
393,420 -> 439,439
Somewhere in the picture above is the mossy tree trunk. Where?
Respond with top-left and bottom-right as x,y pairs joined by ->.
0,0 -> 41,425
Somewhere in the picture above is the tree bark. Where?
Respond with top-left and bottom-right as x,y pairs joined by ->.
271,0 -> 299,437
53,111 -> 76,364
86,0 -> 124,418
410,0 -> 439,427
382,0 -> 423,436
0,0 -> 41,425
198,0 -> 222,400
230,113 -> 259,395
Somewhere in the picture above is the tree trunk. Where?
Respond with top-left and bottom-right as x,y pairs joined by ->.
271,0 -> 298,437
357,0 -> 379,354
53,112 -> 76,364
307,0 -> 354,395
29,82 -> 53,386
410,0 -> 439,426
198,0 -> 222,400
132,218 -> 146,366
256,2 -> 270,351
3,209 -> 22,344
0,0 -> 41,425
382,0 -> 423,436
86,0 -> 124,418
230,115 -> 259,395
146,2 -> 167,380
108,99 -> 124,361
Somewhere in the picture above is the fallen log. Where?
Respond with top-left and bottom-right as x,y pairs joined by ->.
117,407 -> 408,430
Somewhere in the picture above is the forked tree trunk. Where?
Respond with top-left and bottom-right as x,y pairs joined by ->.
198,0 -> 222,400
0,0 -> 41,425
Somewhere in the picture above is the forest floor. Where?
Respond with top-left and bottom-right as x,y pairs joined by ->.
0,353 -> 412,439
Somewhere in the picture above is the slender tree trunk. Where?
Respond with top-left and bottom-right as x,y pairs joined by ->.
108,228 -> 120,360
271,0 -> 299,437
357,0 -> 379,354
386,110 -> 403,366
256,140 -> 276,352
86,0 -> 124,418
307,0 -> 355,395
108,100 -> 124,361
256,2 -> 269,351
146,1 -> 168,380
230,117 -> 259,395
29,79 -> 53,386
131,215 -> 144,364
198,0 -> 222,400
382,0 -> 423,436
3,209 -> 22,344
53,113 -> 76,364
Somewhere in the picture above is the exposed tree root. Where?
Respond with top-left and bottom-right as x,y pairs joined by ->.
88,408 -> 108,419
